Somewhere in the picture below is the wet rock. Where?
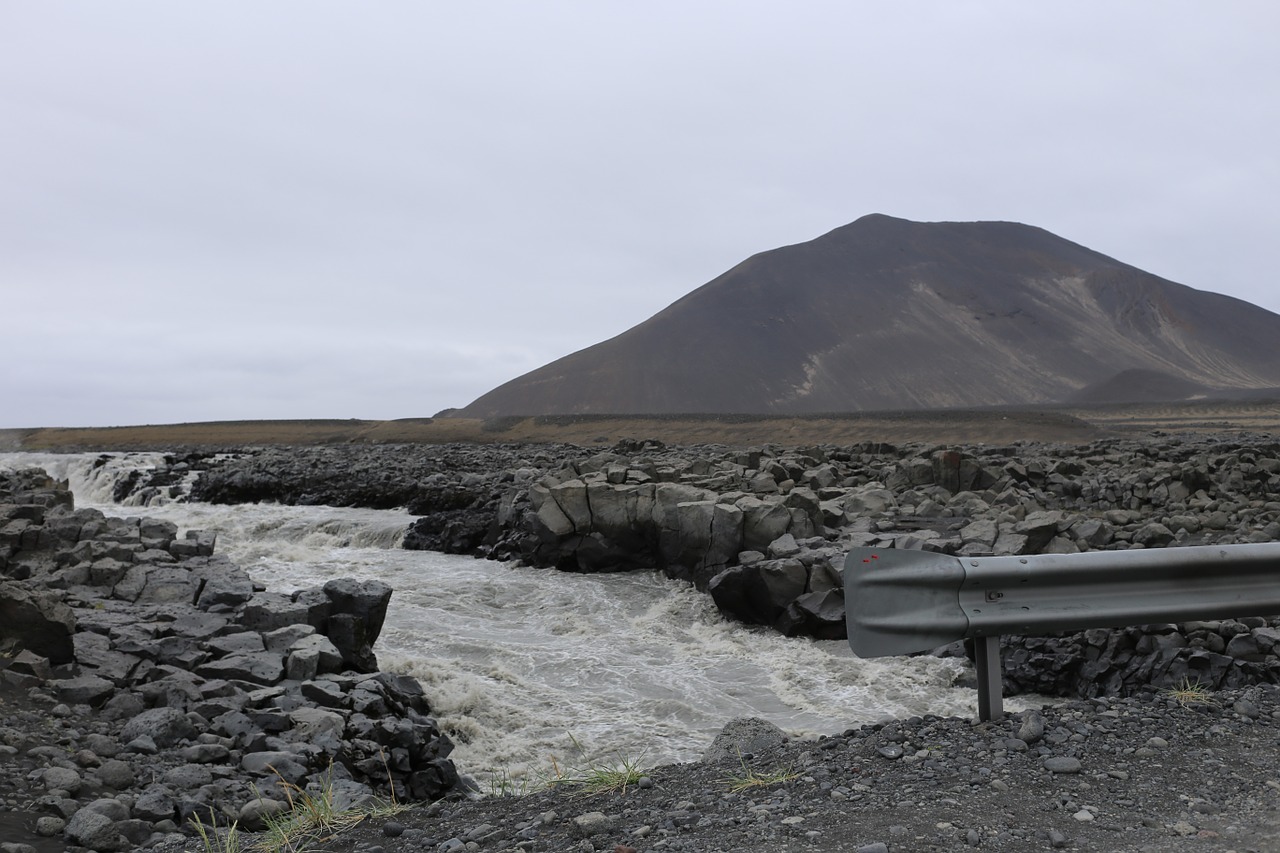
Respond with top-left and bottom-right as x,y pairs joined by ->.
322,578 -> 393,672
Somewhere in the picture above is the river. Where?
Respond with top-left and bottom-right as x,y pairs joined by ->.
1,451 -> 981,785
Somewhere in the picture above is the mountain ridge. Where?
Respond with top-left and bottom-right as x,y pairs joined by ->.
457,214 -> 1280,416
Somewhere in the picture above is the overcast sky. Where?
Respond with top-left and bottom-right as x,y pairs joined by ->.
3,2 -> 1277,428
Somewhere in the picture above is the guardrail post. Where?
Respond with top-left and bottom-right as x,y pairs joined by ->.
973,636 -> 1003,722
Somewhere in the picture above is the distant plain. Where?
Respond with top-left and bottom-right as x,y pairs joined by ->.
5,398 -> 1279,452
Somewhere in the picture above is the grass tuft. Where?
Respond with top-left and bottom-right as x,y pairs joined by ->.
1161,676 -> 1217,707
190,757 -> 408,853
575,751 -> 647,796
189,812 -> 241,853
256,762 -> 408,852
484,736 -> 649,798
717,750 -> 800,793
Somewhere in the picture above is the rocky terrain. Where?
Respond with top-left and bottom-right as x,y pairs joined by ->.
286,689 -> 1280,853
4,429 -> 1280,852
0,469 -> 460,852
173,432 -> 1280,698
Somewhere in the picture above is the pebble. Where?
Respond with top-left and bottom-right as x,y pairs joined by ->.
1018,712 -> 1046,745
571,812 -> 615,837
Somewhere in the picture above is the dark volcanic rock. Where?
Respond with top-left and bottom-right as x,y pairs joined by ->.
183,434 -> 1280,705
0,579 -> 76,663
0,468 -> 460,852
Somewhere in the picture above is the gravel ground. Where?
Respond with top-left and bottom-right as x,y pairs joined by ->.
8,660 -> 1280,853
144,685 -> 1280,853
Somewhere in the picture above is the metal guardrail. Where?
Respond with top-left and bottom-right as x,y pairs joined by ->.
843,543 -> 1280,720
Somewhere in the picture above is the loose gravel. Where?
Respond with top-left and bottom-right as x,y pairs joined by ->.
191,684 -> 1280,853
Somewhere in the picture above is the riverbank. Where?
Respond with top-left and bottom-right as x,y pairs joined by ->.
287,685 -> 1280,853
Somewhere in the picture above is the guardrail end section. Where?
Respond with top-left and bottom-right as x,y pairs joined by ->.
844,547 -> 969,658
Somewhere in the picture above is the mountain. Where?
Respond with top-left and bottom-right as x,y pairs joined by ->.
457,214 -> 1280,416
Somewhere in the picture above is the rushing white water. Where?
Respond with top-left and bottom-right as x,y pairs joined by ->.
1,451 -> 985,782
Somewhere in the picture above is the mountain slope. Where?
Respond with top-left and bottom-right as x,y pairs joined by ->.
458,214 -> 1280,415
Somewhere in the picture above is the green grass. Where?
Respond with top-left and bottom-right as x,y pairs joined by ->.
484,756 -> 573,797
190,812 -> 242,853
575,751 -> 647,795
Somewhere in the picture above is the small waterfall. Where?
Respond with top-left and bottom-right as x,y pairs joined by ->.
0,451 -> 189,507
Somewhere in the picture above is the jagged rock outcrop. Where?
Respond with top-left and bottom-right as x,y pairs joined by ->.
0,579 -> 76,663
0,469 -> 459,851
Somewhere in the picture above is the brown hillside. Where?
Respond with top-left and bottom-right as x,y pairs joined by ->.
457,214 -> 1280,416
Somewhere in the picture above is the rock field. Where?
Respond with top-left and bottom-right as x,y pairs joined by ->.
185,434 -> 1280,697
1,468 -> 457,852
3,431 -> 1280,852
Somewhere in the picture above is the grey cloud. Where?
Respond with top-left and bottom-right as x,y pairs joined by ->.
3,2 -> 1278,427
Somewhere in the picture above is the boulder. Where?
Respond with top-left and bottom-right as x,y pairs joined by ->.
776,589 -> 847,639
325,614 -> 379,673
205,631 -> 267,656
129,784 -> 176,822
707,558 -> 807,627
119,708 -> 197,749
195,569 -> 256,609
112,565 -> 198,605
195,652 -> 285,685
287,634 -> 345,679
50,674 -> 117,706
311,578 -> 393,672
0,580 -> 75,663
64,805 -> 129,852
238,797 -> 289,831
288,706 -> 346,751
241,592 -> 320,632
738,496 -> 795,552
241,750 -> 310,785
708,565 -> 773,626
701,717 -> 787,763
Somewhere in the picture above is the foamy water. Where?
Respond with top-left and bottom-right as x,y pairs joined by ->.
2,451 -> 983,781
